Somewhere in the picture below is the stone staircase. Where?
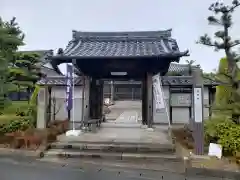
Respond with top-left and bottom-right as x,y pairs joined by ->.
43,139 -> 181,163
43,104 -> 181,164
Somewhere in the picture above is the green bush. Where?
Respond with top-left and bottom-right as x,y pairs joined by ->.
0,116 -> 32,135
218,126 -> 240,155
204,116 -> 240,155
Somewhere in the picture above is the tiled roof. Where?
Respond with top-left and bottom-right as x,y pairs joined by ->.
168,63 -> 189,73
54,30 -> 188,59
37,76 -> 82,85
37,76 -> 217,86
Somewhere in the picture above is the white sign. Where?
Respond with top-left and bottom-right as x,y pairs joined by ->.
193,88 -> 203,123
152,73 -> 165,110
208,143 -> 222,159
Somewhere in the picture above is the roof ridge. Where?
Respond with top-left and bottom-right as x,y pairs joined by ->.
72,29 -> 172,40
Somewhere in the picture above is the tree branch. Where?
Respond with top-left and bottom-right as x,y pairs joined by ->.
227,1 -> 240,12
229,41 -> 240,48
198,42 -> 217,47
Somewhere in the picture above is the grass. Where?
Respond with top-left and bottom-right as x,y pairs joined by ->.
2,101 -> 29,114
0,115 -> 20,125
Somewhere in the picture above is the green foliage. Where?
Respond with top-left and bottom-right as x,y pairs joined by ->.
198,1 -> 240,121
204,116 -> 240,155
13,52 -> 43,88
2,101 -> 28,115
0,17 -> 25,111
29,85 -> 40,106
0,16 -> 43,109
0,116 -> 32,135
213,57 -> 240,122
26,85 -> 40,126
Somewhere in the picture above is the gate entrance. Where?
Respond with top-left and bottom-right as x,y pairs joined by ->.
50,30 -> 188,128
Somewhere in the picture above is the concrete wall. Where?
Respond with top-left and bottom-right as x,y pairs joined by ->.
153,86 -> 210,124
51,84 -> 90,127
37,83 -> 91,129
37,83 -> 212,128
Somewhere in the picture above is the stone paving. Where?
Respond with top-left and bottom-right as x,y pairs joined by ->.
59,108 -> 171,145
53,101 -> 174,164
59,100 -> 171,145
105,100 -> 142,120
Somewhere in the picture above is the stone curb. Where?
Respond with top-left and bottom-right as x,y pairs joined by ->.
55,139 -> 175,147
184,167 -> 240,179
45,149 -> 182,162
50,142 -> 175,153
0,145 -> 48,160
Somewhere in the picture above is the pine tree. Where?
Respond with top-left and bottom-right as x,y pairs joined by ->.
0,17 -> 24,112
13,52 -> 43,101
197,0 -> 240,122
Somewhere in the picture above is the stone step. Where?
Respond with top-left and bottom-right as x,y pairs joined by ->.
50,142 -> 175,154
44,149 -> 181,163
101,123 -> 142,128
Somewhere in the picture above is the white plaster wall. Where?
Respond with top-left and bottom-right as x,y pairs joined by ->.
51,86 -> 90,126
153,86 -> 170,124
172,107 -> 190,124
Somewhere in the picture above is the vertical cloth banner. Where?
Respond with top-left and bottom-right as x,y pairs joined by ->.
66,64 -> 73,111
152,73 -> 165,110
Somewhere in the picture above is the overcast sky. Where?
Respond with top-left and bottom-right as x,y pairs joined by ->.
2,0 -> 240,73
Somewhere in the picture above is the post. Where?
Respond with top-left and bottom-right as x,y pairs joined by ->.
192,67 -> 204,155
110,81 -> 114,104
146,72 -> 153,128
37,87 -> 49,129
141,78 -> 147,125
81,75 -> 85,128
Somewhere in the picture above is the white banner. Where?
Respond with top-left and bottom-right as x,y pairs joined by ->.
152,73 -> 165,110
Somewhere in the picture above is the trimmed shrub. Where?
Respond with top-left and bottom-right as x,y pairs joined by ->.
0,116 -> 32,135
204,116 -> 240,155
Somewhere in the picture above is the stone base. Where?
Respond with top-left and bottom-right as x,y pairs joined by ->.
65,130 -> 83,137
146,128 -> 154,132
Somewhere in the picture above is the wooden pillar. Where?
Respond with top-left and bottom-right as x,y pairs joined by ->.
90,78 -> 98,119
146,72 -> 153,128
192,67 -> 204,155
96,80 -> 104,119
110,81 -> 114,103
141,78 -> 147,125
99,80 -> 104,119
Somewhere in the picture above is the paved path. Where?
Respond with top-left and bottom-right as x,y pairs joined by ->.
106,100 -> 142,120
0,158 -> 228,180
59,125 -> 172,145
115,111 -> 139,124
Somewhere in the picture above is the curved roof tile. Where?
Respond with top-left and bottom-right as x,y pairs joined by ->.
54,30 -> 188,59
